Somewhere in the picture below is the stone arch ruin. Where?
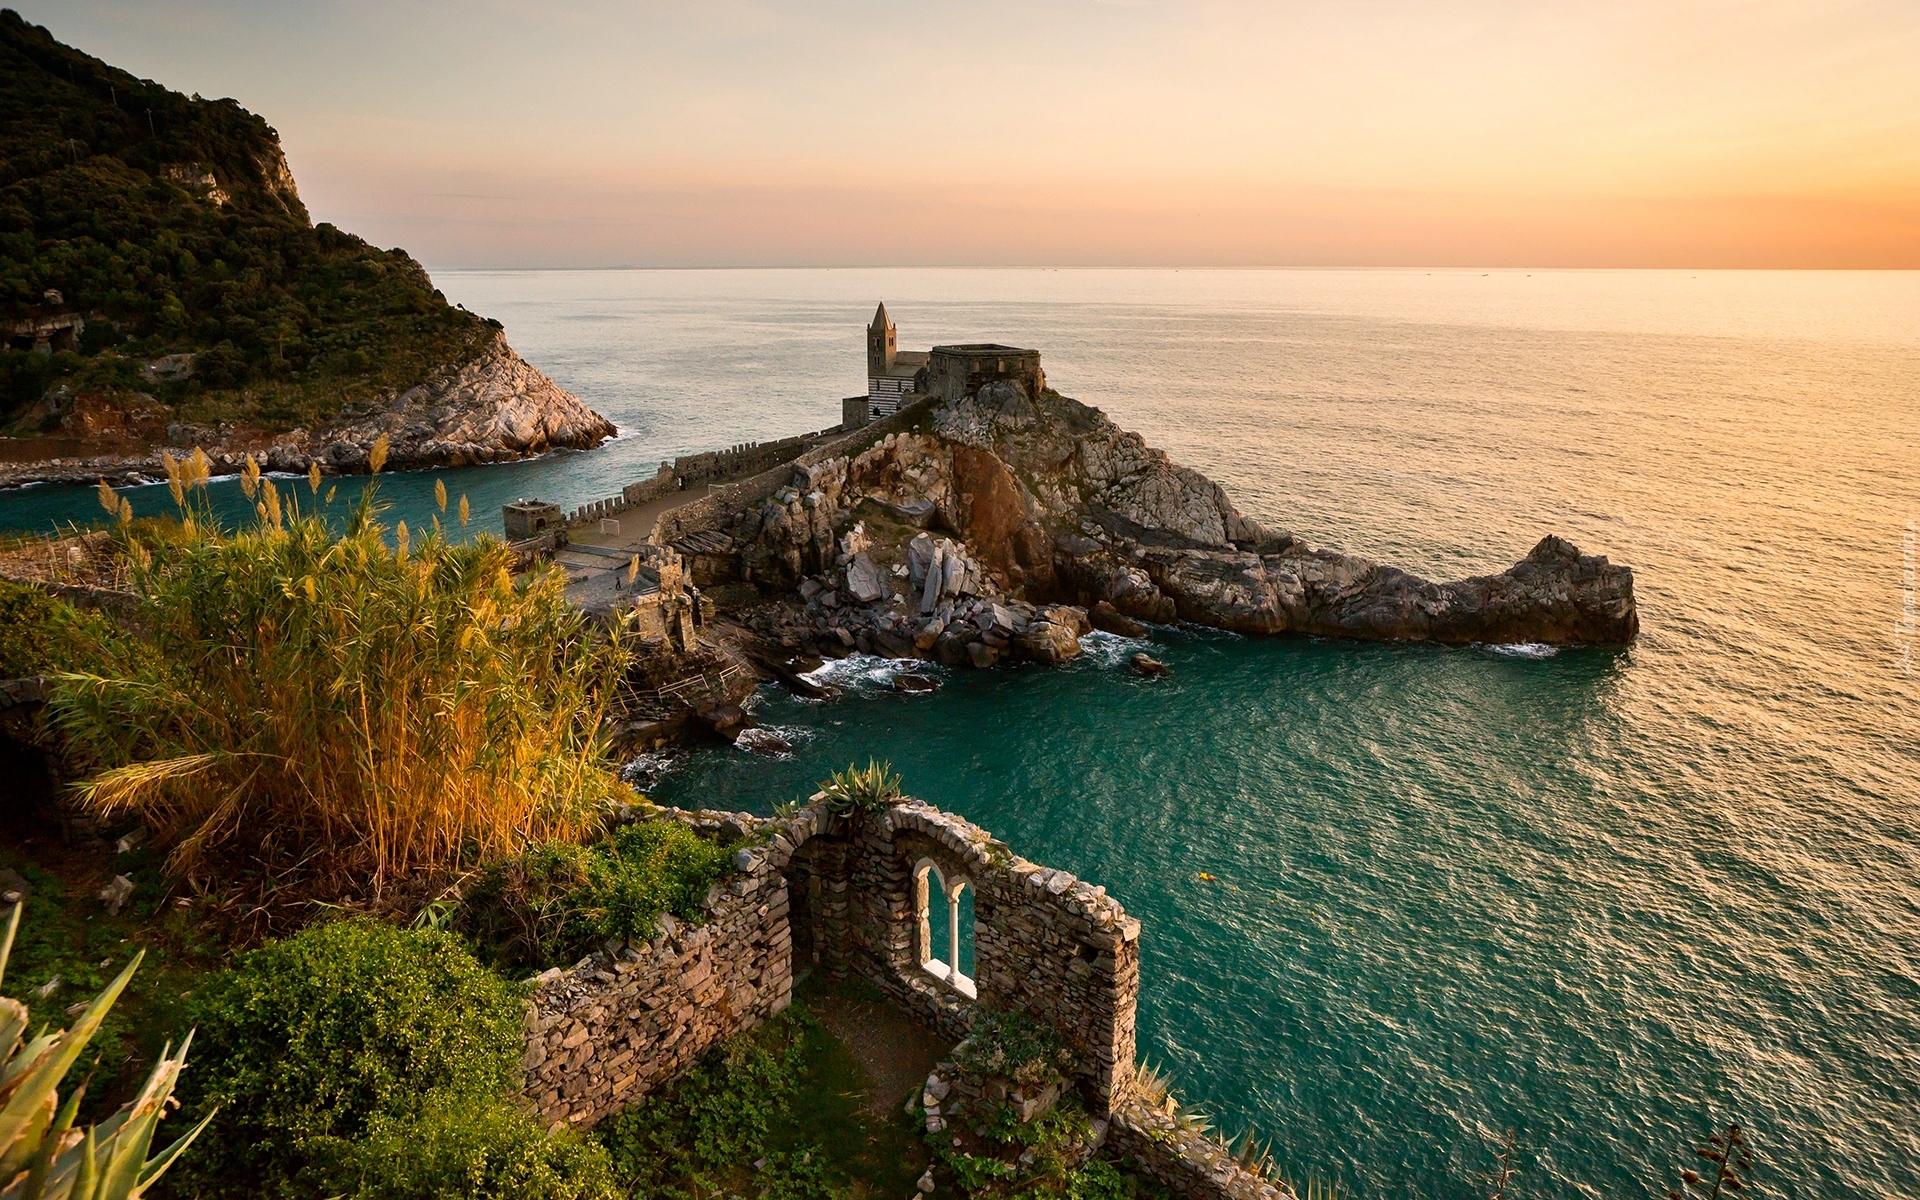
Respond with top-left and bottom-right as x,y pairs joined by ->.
521,798 -> 1288,1200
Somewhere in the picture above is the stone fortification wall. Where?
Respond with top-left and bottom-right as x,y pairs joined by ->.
563,432 -> 838,529
515,798 -> 1277,1200
519,810 -> 793,1128
764,795 -> 1140,1114
652,397 -> 935,550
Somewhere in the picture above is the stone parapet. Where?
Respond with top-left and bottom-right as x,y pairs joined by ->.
760,795 -> 1139,1115
1108,1101 -> 1298,1200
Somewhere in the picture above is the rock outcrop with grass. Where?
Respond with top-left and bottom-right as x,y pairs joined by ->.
0,11 -> 614,488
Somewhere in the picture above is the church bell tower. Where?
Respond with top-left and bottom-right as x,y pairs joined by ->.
867,302 -> 896,379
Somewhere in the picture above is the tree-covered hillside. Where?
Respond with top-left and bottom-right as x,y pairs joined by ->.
0,8 -> 493,434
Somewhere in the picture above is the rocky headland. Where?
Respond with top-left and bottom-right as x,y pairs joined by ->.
0,330 -> 613,489
0,12 -> 616,489
715,382 -> 1637,666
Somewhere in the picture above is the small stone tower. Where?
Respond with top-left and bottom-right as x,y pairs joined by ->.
867,302 -> 896,378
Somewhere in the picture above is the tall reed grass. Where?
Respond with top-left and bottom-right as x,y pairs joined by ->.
50,453 -> 632,903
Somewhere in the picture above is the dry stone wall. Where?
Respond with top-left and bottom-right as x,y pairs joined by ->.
517,797 -> 1276,1200
1108,1101 -> 1298,1200
519,812 -> 792,1128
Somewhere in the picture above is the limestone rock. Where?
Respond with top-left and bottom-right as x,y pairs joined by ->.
0,331 -> 614,487
727,375 -> 1636,647
1013,620 -> 1083,665
97,874 -> 134,914
846,552 -> 887,603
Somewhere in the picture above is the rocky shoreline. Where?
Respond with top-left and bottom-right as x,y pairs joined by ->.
693,381 -> 1637,671
0,331 -> 614,489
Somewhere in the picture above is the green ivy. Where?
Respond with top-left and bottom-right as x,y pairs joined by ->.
594,1009 -> 813,1200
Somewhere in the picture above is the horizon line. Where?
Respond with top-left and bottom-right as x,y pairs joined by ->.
424,263 -> 1920,274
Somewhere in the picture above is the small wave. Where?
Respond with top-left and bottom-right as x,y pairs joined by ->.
621,749 -> 685,789
1481,642 -> 1560,659
800,653 -> 943,692
1076,629 -> 1149,668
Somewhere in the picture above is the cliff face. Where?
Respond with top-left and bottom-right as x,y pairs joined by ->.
732,383 -> 1637,649
313,331 -> 615,471
0,332 -> 613,487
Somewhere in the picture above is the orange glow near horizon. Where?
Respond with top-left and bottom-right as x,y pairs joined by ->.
24,0 -> 1920,268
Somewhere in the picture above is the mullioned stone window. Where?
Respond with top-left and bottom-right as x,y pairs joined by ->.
914,857 -> 977,1000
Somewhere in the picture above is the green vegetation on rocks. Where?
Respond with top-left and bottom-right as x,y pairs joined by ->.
459,820 -> 735,971
0,579 -> 114,678
0,9 -> 492,430
593,1003 -> 924,1200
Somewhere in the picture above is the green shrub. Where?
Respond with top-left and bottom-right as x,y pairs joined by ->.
595,1011 -> 810,1199
170,918 -> 525,1199
335,1092 -> 617,1200
954,1008 -> 1074,1091
1068,1158 -> 1170,1200
0,578 -> 116,677
461,820 -> 733,970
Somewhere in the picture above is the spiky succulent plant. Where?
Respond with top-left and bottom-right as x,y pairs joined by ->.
0,904 -> 213,1200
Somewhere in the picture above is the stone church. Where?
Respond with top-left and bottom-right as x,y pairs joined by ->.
844,303 -> 1045,429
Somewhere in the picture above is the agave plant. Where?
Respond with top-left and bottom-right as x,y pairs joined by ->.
817,759 -> 903,817
0,904 -> 213,1200
1230,1123 -> 1274,1178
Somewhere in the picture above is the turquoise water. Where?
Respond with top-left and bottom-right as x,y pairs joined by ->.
7,270 -> 1919,1198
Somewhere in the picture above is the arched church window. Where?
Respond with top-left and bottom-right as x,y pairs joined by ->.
913,858 -> 977,1000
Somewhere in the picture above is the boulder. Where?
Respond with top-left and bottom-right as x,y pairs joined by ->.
1013,621 -> 1083,665
845,552 -> 887,603
893,674 -> 939,694
907,533 -> 936,590
1129,652 -> 1171,678
1044,605 -> 1092,638
1089,600 -> 1147,638
735,727 -> 793,756
694,705 -> 751,740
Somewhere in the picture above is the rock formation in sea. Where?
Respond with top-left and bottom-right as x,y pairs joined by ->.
726,381 -> 1637,656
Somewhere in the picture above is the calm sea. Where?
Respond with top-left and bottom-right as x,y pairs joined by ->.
7,269 -> 1919,1198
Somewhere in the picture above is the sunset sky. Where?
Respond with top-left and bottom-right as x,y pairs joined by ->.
25,0 -> 1920,268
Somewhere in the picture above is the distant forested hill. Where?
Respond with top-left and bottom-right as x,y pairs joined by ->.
0,8 -> 493,434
